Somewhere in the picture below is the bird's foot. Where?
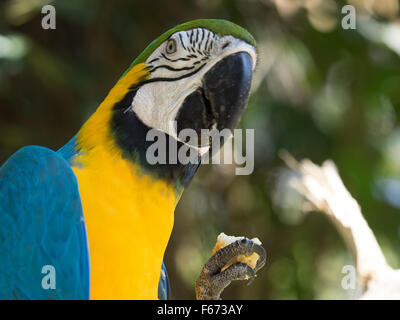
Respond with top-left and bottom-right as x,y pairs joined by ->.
195,238 -> 266,300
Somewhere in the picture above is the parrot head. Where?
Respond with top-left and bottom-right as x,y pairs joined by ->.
76,19 -> 257,187
114,19 -> 256,149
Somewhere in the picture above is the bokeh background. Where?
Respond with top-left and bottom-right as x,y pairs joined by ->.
1,0 -> 400,299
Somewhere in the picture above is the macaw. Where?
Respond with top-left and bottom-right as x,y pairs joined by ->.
0,19 -> 258,299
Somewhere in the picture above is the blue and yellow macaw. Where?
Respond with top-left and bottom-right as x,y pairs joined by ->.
0,19 -> 257,299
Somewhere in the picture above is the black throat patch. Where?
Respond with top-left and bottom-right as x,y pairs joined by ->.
110,89 -> 200,191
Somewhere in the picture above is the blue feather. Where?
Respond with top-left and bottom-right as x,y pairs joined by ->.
158,261 -> 170,300
0,146 -> 90,299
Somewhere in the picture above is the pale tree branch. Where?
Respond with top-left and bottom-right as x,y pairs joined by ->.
280,150 -> 400,299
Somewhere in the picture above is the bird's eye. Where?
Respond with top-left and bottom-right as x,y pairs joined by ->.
166,39 -> 177,54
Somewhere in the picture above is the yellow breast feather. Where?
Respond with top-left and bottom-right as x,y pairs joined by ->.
72,63 -> 176,299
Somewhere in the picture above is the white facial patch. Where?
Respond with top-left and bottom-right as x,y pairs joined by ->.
130,28 -> 257,149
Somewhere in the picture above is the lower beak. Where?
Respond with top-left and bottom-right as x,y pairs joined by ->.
176,52 -> 253,147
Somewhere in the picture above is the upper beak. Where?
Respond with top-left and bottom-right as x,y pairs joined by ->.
176,52 -> 253,146
202,51 -> 253,131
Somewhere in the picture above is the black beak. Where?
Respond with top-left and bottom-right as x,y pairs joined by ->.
176,52 -> 253,147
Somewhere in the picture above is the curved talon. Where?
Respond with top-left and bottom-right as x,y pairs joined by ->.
246,273 -> 256,286
253,243 -> 267,272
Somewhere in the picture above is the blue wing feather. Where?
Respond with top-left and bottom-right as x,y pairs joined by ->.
158,261 -> 170,300
0,146 -> 90,299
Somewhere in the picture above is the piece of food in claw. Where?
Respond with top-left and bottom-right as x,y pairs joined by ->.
211,233 -> 262,274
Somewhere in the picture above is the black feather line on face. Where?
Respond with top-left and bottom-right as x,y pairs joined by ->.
200,29 -> 205,49
189,30 -> 194,45
160,53 -> 194,63
205,32 -> 211,52
148,57 -> 159,64
130,63 -> 207,91
178,33 -> 187,51
195,29 -> 199,45
148,64 -> 195,73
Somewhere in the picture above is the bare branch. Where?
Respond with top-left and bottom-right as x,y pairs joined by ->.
280,150 -> 400,299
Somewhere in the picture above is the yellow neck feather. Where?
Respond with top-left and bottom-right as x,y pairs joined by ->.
71,63 -> 177,299
75,63 -> 149,159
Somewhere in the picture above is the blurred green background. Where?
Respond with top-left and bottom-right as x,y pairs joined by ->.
1,0 -> 400,299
